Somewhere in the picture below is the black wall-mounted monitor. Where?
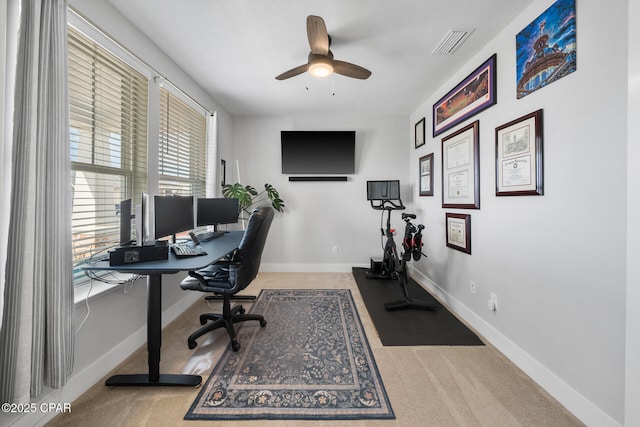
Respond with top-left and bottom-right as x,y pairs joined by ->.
367,180 -> 401,201
281,130 -> 355,174
196,198 -> 239,228
153,195 -> 194,241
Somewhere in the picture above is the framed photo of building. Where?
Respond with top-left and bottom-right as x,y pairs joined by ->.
516,0 -> 576,99
495,109 -> 543,196
441,121 -> 480,209
446,213 -> 471,254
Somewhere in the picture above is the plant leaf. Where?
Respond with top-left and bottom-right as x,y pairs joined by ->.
222,182 -> 285,213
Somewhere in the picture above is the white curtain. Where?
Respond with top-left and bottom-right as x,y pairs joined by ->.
0,0 -> 73,403
205,112 -> 219,197
0,0 -> 20,337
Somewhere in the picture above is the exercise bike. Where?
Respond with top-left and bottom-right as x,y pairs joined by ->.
365,199 -> 437,312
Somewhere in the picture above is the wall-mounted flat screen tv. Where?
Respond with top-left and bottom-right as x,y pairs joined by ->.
281,130 -> 355,174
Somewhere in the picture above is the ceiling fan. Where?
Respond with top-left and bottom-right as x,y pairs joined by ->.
275,15 -> 372,81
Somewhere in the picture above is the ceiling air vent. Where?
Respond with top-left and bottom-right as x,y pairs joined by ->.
431,29 -> 475,55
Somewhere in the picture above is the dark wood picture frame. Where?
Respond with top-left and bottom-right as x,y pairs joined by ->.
433,54 -> 497,137
441,121 -> 480,209
446,213 -> 471,254
495,109 -> 543,196
419,153 -> 434,196
415,117 -> 426,149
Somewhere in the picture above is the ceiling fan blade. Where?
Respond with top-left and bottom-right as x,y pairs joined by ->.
333,60 -> 372,80
275,64 -> 308,80
307,15 -> 329,55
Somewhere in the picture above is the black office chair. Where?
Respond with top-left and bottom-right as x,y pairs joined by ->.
180,205 -> 274,351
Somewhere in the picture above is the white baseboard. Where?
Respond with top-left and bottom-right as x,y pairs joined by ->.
408,266 -> 621,427
7,292 -> 201,427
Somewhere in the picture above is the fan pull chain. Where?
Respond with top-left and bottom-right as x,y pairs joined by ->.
303,74 -> 336,95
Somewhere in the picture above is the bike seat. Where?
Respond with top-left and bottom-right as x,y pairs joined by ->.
401,213 -> 416,220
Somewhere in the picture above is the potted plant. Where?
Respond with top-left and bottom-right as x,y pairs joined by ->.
222,183 -> 285,218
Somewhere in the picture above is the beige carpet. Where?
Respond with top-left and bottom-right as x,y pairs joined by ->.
48,272 -> 584,427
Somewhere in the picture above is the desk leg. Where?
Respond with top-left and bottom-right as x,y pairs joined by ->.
105,274 -> 201,387
148,274 -> 161,381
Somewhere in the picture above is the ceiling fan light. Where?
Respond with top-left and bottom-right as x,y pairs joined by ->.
308,57 -> 334,78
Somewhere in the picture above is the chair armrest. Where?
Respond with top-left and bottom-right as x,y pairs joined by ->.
187,271 -> 212,292
186,261 -> 244,293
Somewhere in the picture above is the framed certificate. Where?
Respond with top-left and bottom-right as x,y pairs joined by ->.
419,153 -> 434,196
446,213 -> 471,254
495,109 -> 543,196
441,121 -> 480,209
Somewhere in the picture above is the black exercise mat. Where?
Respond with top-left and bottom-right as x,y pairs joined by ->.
352,267 -> 484,346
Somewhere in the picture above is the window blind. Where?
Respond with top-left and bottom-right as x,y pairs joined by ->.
158,88 -> 206,197
68,26 -> 148,280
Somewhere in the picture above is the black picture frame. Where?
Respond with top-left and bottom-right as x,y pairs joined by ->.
415,117 -> 426,148
419,153 -> 434,196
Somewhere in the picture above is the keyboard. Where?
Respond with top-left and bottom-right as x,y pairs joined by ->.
196,231 -> 226,242
171,243 -> 207,257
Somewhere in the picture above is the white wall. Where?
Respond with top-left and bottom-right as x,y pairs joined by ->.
231,114 -> 409,272
408,0 -> 627,425
626,0 -> 640,425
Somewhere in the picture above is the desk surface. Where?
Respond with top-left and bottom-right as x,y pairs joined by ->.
83,230 -> 244,275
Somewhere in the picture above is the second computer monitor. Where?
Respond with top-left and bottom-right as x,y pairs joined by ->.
154,195 -> 194,240
197,198 -> 239,228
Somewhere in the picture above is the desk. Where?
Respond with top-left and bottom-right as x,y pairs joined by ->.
82,230 -> 243,387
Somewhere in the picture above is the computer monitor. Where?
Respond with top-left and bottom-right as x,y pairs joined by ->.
153,195 -> 194,241
367,180 -> 400,201
196,198 -> 239,228
119,198 -> 134,245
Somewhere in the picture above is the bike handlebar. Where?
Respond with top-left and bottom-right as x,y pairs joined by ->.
370,199 -> 405,210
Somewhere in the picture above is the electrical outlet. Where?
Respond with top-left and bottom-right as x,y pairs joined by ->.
470,280 -> 477,294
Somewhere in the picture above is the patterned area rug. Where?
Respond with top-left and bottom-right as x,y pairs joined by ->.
185,289 -> 394,420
